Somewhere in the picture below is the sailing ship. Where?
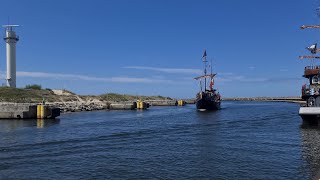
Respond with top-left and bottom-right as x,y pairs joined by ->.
299,24 -> 320,124
194,50 -> 221,111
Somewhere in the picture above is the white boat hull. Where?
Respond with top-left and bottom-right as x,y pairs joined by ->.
299,107 -> 320,115
299,107 -> 320,124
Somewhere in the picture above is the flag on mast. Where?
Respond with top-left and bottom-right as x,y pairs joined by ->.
306,43 -> 318,54
209,78 -> 214,90
202,50 -> 207,62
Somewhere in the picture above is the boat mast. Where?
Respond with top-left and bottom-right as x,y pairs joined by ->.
211,59 -> 213,76
203,50 -> 207,91
300,25 -> 320,62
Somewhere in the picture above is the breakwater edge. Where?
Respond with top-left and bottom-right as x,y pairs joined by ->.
223,97 -> 304,104
0,87 -> 306,116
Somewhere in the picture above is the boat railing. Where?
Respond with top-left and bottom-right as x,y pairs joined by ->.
305,65 -> 320,70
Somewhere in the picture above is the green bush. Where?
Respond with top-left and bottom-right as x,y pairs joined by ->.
25,84 -> 42,90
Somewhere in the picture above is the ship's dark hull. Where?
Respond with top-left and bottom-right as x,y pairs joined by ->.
196,98 -> 221,111
300,114 -> 320,125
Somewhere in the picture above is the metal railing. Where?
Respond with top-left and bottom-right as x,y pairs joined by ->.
305,65 -> 320,70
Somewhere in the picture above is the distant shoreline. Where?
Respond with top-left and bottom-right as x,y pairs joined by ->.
223,97 -> 304,104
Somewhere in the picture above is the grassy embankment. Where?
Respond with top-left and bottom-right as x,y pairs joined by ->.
0,87 -> 59,103
0,87 -> 172,103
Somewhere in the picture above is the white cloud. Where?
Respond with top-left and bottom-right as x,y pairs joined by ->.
0,70 -> 299,86
123,66 -> 202,74
15,71 -> 172,83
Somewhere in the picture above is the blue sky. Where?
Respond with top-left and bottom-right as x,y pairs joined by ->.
0,0 -> 318,98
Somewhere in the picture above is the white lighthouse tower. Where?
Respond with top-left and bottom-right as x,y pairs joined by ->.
3,25 -> 19,88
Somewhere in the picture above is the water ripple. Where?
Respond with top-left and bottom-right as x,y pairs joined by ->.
0,102 -> 315,179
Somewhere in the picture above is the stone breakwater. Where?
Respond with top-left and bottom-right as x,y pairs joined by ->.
45,99 -> 195,113
44,97 -> 304,114
48,102 -> 108,113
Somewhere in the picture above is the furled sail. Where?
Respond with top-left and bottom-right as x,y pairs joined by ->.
299,56 -> 320,59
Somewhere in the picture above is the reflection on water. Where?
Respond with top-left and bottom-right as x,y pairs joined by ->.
300,122 -> 320,179
0,119 -> 60,132
36,119 -> 60,128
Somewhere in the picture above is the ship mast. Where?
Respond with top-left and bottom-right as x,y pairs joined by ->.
203,50 -> 207,91
194,50 -> 216,88
300,25 -> 320,59
211,59 -> 213,75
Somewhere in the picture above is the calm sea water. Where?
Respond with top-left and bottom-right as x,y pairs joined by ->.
0,101 -> 319,179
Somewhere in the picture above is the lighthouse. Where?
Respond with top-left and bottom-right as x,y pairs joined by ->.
3,25 -> 19,88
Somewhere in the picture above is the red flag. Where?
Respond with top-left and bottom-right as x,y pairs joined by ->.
210,78 -> 214,90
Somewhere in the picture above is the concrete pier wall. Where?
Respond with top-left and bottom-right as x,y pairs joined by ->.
223,97 -> 304,104
0,103 -> 59,119
109,101 -> 151,110
183,99 -> 196,104
0,103 -> 33,112
109,102 -> 136,110
146,100 -> 178,106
